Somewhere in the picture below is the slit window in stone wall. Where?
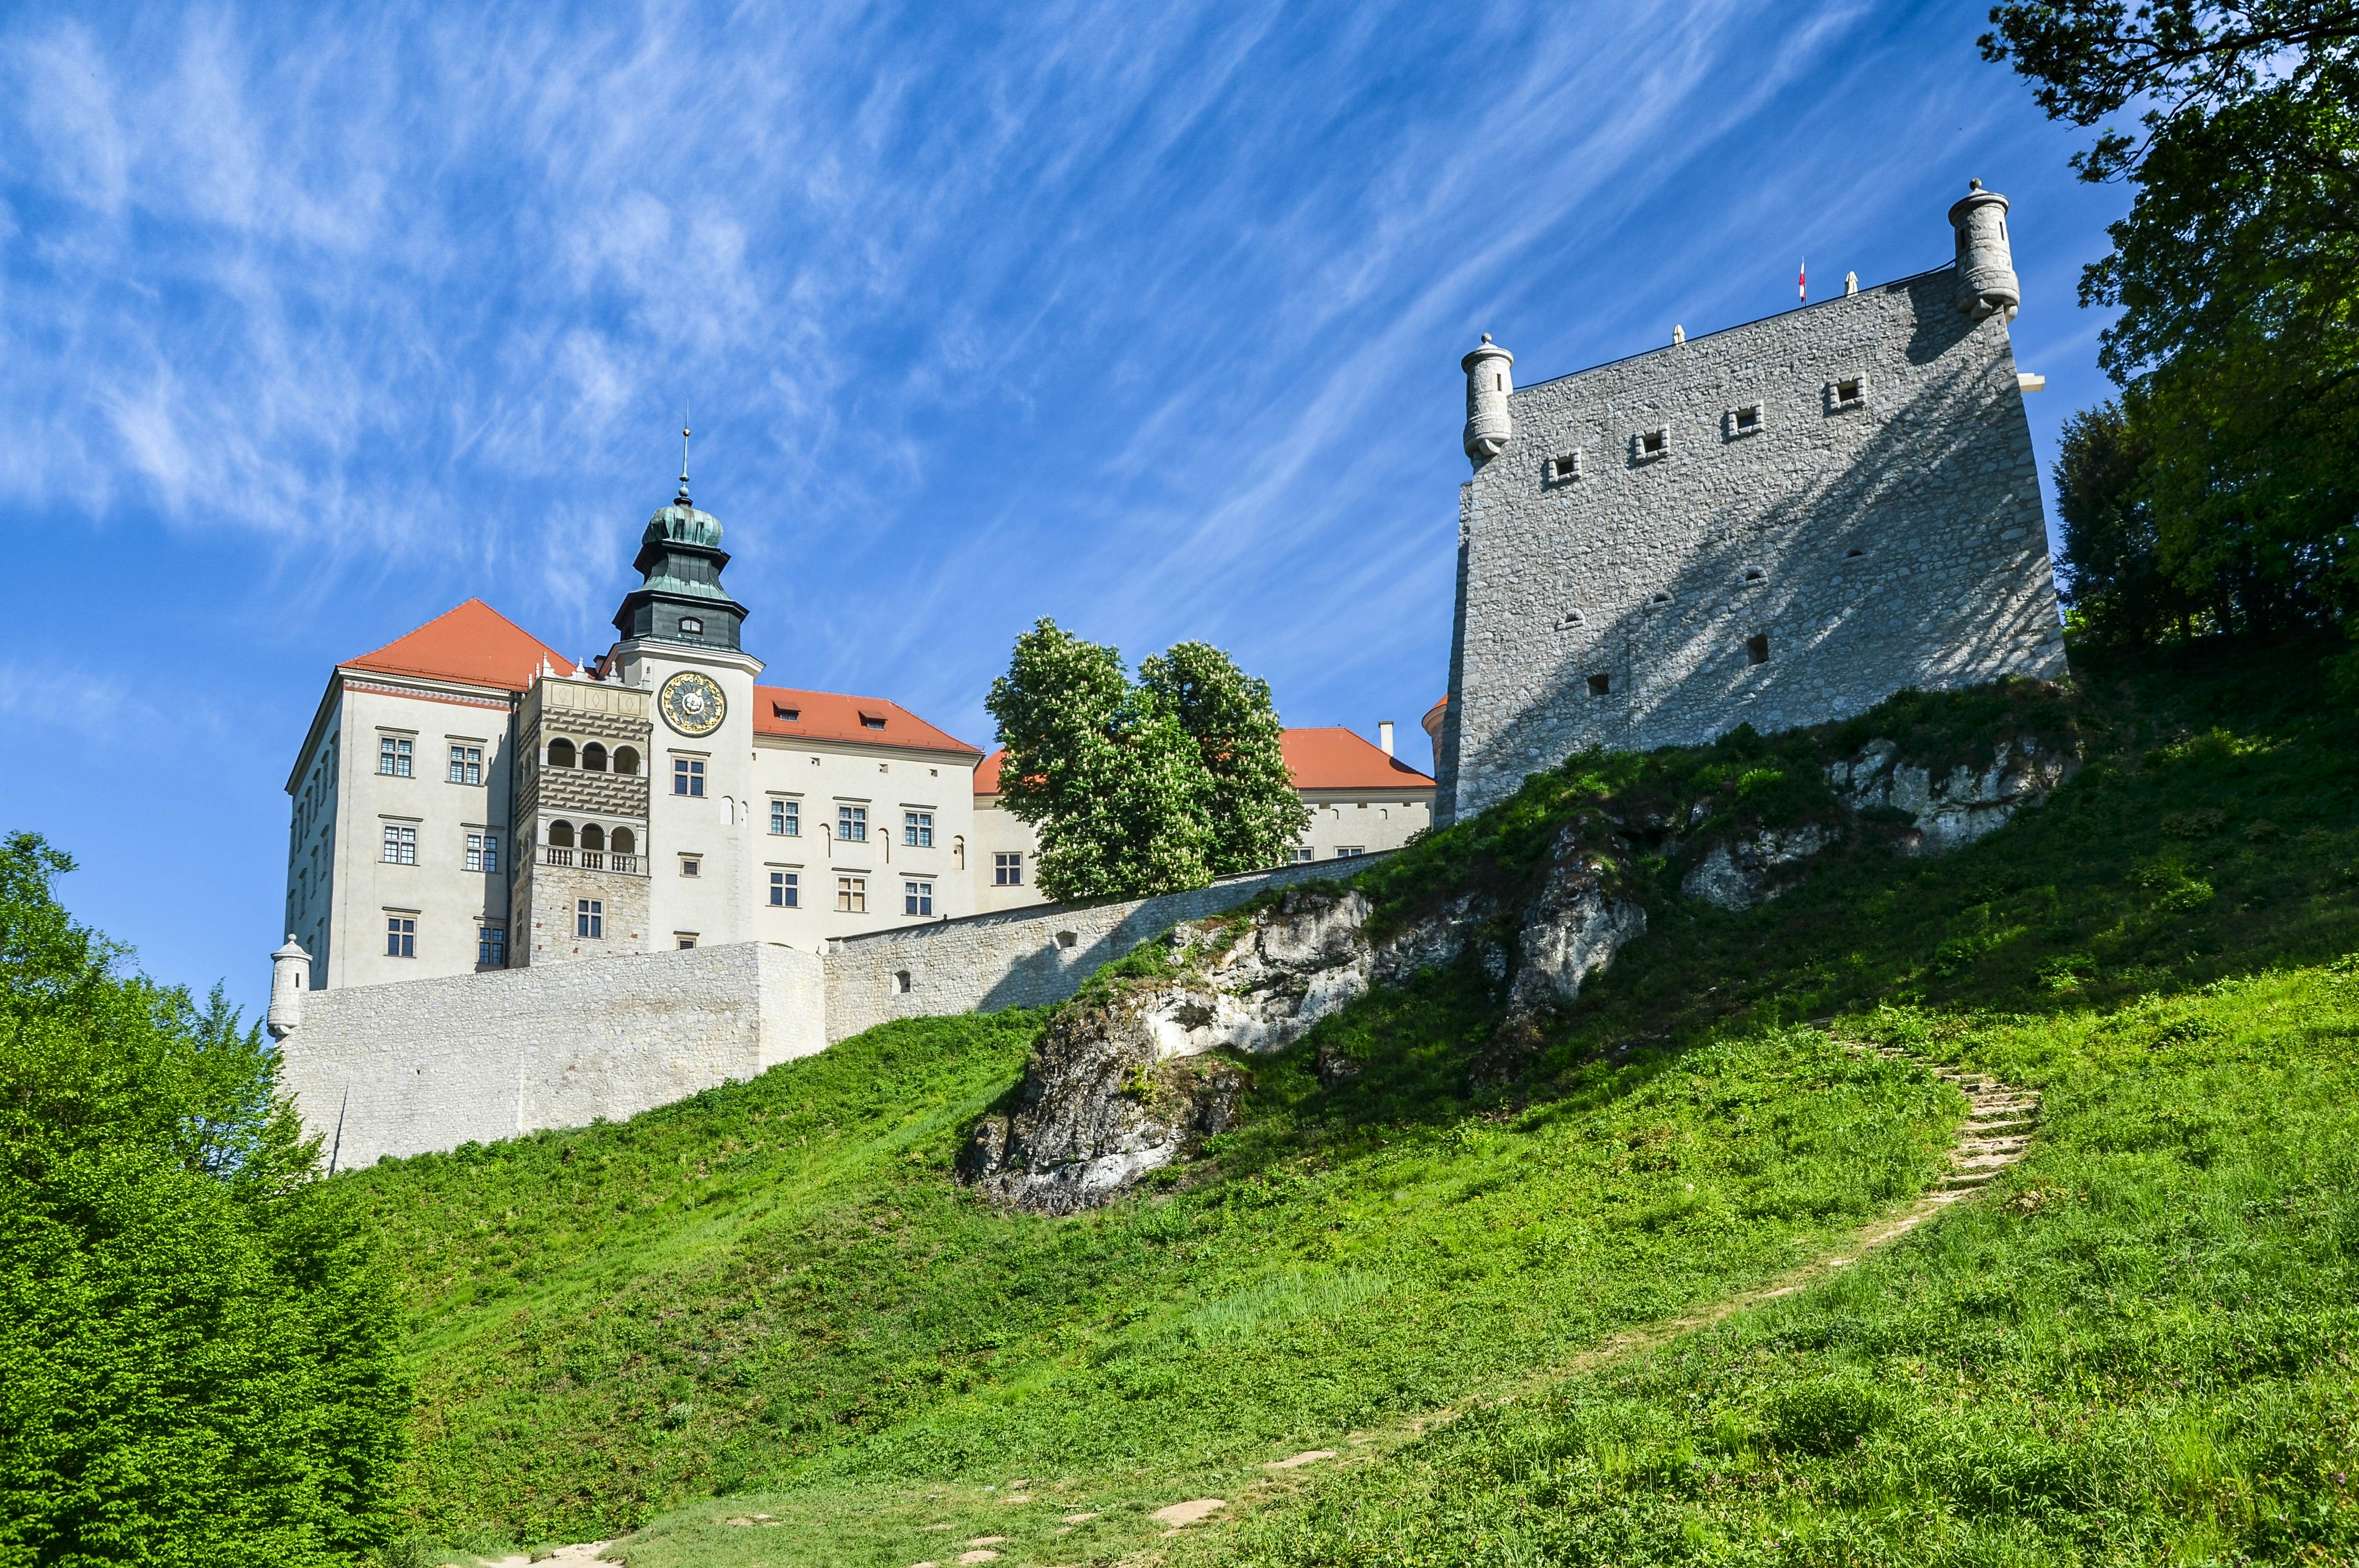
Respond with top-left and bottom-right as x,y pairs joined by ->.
1747,634 -> 1771,665
1587,673 -> 1612,697
896,969 -> 912,993
1727,404 -> 1763,437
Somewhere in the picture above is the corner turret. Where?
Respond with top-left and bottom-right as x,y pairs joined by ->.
1461,334 -> 1514,470
1949,179 -> 2020,323
267,936 -> 311,1039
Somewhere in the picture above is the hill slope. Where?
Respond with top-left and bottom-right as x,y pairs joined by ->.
349,640 -> 2359,1565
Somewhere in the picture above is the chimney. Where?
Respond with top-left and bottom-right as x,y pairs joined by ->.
1378,720 -> 1395,757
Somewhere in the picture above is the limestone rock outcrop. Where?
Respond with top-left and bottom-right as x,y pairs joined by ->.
1829,734 -> 2079,855
1679,826 -> 1835,912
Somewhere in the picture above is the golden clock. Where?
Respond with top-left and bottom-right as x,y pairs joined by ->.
658,671 -> 727,737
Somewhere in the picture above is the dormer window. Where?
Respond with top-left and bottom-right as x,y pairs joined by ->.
859,712 -> 887,731
773,704 -> 801,721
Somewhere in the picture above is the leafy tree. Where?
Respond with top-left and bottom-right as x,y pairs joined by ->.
986,622 -> 1214,902
1985,1 -> 2359,634
0,833 -> 406,1566
1137,642 -> 1308,876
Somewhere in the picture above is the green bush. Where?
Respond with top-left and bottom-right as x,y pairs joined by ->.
0,834 -> 406,1566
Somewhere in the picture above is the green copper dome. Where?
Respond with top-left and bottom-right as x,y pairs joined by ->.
612,473 -> 749,650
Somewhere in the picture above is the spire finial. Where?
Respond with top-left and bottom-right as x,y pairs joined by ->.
676,422 -> 693,506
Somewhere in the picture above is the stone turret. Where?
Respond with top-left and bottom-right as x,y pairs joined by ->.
267,936 -> 311,1039
1461,334 -> 1514,469
1949,179 -> 2020,323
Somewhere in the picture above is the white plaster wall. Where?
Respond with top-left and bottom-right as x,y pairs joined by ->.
970,796 -> 1045,913
277,939 -> 825,1168
824,851 -> 1384,1042
750,736 -> 981,944
620,643 -> 764,952
331,682 -> 519,988
1297,788 -> 1433,862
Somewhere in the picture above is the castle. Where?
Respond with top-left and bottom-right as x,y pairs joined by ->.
1433,181 -> 2067,822
269,179 -> 2066,1166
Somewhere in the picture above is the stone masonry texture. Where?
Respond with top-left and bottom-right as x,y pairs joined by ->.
276,854 -> 1373,1164
1437,266 -> 2067,823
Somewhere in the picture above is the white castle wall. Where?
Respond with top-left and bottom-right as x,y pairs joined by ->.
1437,265 -> 2067,823
277,939 -> 825,1168
822,853 -> 1363,1042
274,854 -> 1373,1166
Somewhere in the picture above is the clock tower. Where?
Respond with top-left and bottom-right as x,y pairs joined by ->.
600,445 -> 767,953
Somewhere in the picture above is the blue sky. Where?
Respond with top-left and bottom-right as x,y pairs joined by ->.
1,2 -> 2128,1016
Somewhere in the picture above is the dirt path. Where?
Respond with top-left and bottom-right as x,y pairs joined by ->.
1141,1040 -> 2043,1553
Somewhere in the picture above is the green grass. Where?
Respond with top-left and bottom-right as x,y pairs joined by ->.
352,638 -> 2359,1565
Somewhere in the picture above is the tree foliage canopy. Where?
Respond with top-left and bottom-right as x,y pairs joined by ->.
0,833 -> 406,1566
986,622 -> 1305,902
1986,1 -> 2359,639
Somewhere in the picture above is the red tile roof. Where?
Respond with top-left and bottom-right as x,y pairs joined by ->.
1282,727 -> 1437,791
342,599 -> 575,693
975,727 -> 1435,797
754,687 -> 982,757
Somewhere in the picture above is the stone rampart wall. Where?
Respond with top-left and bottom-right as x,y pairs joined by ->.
277,939 -> 824,1168
823,854 -> 1382,1042
1440,267 -> 2067,822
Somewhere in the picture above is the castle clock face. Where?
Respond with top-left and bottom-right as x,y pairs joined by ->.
659,671 -> 727,737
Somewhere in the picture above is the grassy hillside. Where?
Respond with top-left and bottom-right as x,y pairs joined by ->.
351,639 -> 2359,1565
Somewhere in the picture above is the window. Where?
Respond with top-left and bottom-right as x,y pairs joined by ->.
385,916 -> 415,958
904,880 -> 934,916
1831,376 -> 1865,408
993,852 -> 1024,886
465,831 -> 500,872
680,856 -> 701,878
679,617 -> 703,635
381,824 -> 417,865
859,712 -> 887,731
611,826 -> 635,855
1728,404 -> 1763,437
1545,451 -> 1580,483
547,738 -> 576,769
673,758 -> 704,796
838,804 -> 867,842
1588,673 -> 1612,697
895,970 -> 913,993
677,934 -> 698,949
581,823 -> 605,853
1747,633 -> 1771,666
1293,846 -> 1315,864
772,798 -> 799,836
904,811 -> 933,847
582,742 -> 608,773
576,899 -> 603,939
837,876 -> 867,913
478,925 -> 505,967
1336,846 -> 1366,859
379,736 -> 413,777
547,819 -> 575,849
613,746 -> 640,776
448,744 -> 482,784
1635,428 -> 1667,459
769,870 -> 800,908
773,703 -> 800,721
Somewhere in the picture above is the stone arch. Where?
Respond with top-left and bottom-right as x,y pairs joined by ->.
547,738 -> 577,769
547,820 -> 575,849
613,746 -> 640,777
581,822 -> 606,852
582,741 -> 608,773
611,826 -> 636,855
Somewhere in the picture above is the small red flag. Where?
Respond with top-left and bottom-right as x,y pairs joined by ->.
1799,258 -> 1807,304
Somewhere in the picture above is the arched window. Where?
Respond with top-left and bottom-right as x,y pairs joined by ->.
613,746 -> 640,776
582,742 -> 608,773
581,823 -> 606,852
547,820 -> 575,848
548,738 -> 577,769
610,826 -> 636,855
